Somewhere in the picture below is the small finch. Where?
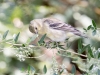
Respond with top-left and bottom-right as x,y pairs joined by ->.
29,18 -> 87,42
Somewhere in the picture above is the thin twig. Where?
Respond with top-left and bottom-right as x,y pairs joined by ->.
60,49 -> 87,58
24,54 -> 45,58
1,41 -> 88,58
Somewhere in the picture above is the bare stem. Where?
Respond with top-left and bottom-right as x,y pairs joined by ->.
59,49 -> 87,58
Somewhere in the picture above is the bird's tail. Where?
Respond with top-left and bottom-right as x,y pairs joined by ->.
69,28 -> 88,38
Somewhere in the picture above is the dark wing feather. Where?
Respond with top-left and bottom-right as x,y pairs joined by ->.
43,18 -> 87,37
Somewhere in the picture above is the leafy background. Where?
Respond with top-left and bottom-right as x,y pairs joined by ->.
0,0 -> 100,75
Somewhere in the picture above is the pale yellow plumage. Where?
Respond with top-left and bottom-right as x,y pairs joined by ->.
29,18 -> 87,42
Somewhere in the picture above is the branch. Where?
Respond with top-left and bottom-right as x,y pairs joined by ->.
59,49 -> 87,58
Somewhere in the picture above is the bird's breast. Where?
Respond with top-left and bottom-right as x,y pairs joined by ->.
46,29 -> 67,42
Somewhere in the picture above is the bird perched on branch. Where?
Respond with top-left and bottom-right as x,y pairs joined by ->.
29,18 -> 87,42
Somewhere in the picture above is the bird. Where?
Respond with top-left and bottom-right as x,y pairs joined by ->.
29,18 -> 87,42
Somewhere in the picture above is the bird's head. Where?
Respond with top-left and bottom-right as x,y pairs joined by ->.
29,19 -> 43,34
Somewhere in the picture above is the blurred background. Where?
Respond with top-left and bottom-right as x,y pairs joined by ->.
0,0 -> 100,75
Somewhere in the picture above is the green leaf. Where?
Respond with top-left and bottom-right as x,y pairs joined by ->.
3,39 -> 13,43
43,65 -> 47,74
28,66 -> 30,73
38,34 -> 46,44
87,25 -> 92,30
59,69 -> 64,74
98,53 -> 100,58
88,45 -> 94,58
28,65 -> 35,73
14,32 -> 20,43
27,34 -> 38,44
81,44 -> 90,53
89,64 -> 93,70
67,52 -> 71,56
3,30 -> 9,40
71,65 -> 76,74
72,58 -> 77,61
98,69 -> 100,75
92,20 -> 97,29
67,42 -> 72,48
58,51 -> 60,54
83,28 -> 87,32
87,52 -> 91,60
58,45 -> 65,49
30,66 -> 35,72
22,44 -> 25,47
78,39 -> 82,53
92,30 -> 96,36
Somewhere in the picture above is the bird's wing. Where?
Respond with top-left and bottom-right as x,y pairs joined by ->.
43,18 -> 87,37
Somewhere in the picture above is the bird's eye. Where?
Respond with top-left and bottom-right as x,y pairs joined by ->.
35,27 -> 37,30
